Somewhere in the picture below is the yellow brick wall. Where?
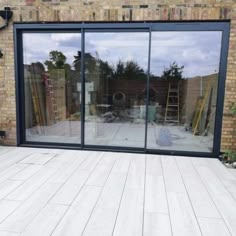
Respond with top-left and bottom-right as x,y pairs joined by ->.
0,0 -> 235,151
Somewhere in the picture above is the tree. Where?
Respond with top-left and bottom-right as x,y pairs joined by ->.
73,51 -> 81,71
161,62 -> 184,81
99,60 -> 113,79
44,50 -> 68,70
73,51 -> 97,73
112,60 -> 146,80
113,60 -> 125,79
73,53 -> 147,81
44,50 -> 72,81
123,61 -> 146,80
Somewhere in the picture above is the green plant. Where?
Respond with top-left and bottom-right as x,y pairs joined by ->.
223,102 -> 236,165
230,102 -> 236,115
223,150 -> 236,163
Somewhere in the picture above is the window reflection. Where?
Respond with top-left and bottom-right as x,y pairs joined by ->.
22,30 -> 223,153
84,32 -> 149,147
147,31 -> 222,152
23,33 -> 82,143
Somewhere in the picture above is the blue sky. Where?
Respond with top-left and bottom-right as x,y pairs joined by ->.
23,31 -> 222,78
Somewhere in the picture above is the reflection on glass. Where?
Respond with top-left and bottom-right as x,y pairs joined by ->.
23,33 -> 81,143
22,29 -> 223,153
84,32 -> 149,147
147,31 -> 222,152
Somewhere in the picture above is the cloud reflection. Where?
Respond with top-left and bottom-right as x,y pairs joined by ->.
23,30 -> 222,78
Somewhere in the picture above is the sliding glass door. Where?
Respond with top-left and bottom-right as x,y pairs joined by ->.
147,31 -> 222,153
16,22 -> 229,156
23,32 -> 82,144
84,31 -> 149,148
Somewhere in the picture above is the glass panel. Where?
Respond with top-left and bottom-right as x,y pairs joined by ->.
23,33 -> 81,143
147,31 -> 222,152
84,32 -> 149,147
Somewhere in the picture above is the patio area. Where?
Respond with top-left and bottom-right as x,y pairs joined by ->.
0,147 -> 235,236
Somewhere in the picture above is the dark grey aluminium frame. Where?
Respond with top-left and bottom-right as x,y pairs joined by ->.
14,21 -> 230,158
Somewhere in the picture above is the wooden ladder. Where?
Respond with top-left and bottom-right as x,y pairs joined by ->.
164,82 -> 180,124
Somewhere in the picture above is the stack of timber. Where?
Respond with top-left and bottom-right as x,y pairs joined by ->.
191,79 -> 213,135
28,67 -> 46,134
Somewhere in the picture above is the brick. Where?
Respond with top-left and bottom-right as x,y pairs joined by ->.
0,0 -> 235,152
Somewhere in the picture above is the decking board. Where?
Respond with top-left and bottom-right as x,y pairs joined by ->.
0,147 -> 234,235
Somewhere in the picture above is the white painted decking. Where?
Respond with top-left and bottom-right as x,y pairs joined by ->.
0,147 -> 235,236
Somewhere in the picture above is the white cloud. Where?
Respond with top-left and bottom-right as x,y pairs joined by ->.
22,31 -> 222,78
86,32 -> 149,69
150,31 -> 221,77
51,33 -> 81,42
23,33 -> 81,67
